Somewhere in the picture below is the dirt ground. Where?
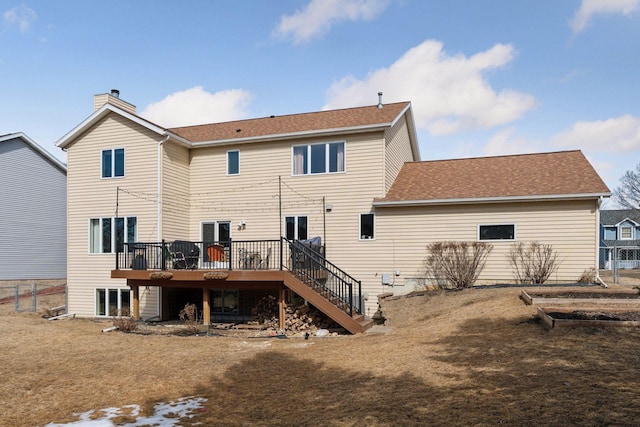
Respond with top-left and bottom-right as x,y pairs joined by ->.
2,281 -> 640,426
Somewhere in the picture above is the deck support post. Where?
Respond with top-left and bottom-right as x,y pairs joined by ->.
203,287 -> 210,325
132,285 -> 140,320
278,287 -> 286,330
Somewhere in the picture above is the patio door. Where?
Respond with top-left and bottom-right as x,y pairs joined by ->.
285,215 -> 308,240
202,221 -> 231,262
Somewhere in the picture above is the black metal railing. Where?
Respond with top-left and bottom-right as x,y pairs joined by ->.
282,237 -> 363,316
116,239 -> 282,272
115,237 -> 362,316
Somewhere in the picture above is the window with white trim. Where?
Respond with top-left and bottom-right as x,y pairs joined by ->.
621,226 -> 632,239
102,148 -> 124,178
227,150 -> 239,175
292,142 -> 345,175
360,213 -> 375,240
478,224 -> 515,241
90,216 -> 137,253
95,288 -> 131,316
286,216 -> 308,240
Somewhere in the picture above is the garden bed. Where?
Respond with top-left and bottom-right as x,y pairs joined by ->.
521,288 -> 640,306
537,306 -> 640,328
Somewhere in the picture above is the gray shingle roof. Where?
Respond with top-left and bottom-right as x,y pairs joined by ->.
600,209 -> 640,225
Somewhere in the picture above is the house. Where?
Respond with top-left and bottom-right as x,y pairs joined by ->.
600,209 -> 640,269
56,91 -> 609,332
0,133 -> 67,284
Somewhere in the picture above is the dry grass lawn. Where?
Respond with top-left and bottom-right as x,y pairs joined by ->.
2,280 -> 640,426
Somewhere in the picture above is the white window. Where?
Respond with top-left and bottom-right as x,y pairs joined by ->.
478,224 -> 515,241
90,216 -> 137,253
227,150 -> 239,175
360,213 -> 375,240
285,216 -> 308,240
292,142 -> 345,175
95,288 -> 131,316
621,226 -> 632,240
101,148 -> 124,178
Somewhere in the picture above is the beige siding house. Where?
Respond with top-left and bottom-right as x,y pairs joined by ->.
57,91 -> 609,332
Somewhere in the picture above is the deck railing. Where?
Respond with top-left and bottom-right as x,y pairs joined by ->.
282,237 -> 363,316
116,239 -> 283,271
115,238 -> 362,316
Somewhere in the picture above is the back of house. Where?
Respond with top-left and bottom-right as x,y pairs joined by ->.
57,91 -> 610,327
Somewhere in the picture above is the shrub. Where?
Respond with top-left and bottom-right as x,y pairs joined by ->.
577,268 -> 596,284
507,241 -> 559,284
423,241 -> 493,289
179,303 -> 200,335
110,307 -> 137,332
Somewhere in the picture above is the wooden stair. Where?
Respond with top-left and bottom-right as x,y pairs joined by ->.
283,271 -> 373,334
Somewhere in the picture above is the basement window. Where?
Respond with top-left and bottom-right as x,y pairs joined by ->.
95,288 -> 131,316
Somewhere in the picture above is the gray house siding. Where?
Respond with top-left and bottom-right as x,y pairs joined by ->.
0,134 -> 67,280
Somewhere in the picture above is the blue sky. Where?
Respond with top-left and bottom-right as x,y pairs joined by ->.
1,0 -> 639,203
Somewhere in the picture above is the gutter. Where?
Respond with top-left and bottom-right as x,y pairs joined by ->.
373,192 -> 612,207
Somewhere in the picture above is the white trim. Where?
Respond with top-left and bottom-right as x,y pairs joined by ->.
100,147 -> 125,179
615,218 -> 640,227
57,104 -> 165,148
389,103 -> 420,161
373,193 -> 611,207
359,213 -> 376,241
94,287 -> 132,317
291,141 -> 346,176
620,225 -> 633,240
226,149 -> 240,176
89,216 -> 138,254
284,215 -> 309,240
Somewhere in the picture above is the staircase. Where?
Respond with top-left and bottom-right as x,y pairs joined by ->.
282,238 -> 373,334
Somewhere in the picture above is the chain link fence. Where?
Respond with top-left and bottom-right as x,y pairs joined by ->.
0,282 -> 67,315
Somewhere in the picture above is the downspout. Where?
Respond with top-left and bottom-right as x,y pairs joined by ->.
595,196 -> 608,288
157,134 -> 170,318
157,134 -> 170,242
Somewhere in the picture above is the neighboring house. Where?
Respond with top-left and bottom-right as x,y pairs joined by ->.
600,209 -> 640,269
0,133 -> 67,283
56,91 -> 609,332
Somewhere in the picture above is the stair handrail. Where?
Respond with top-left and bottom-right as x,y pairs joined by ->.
282,237 -> 363,316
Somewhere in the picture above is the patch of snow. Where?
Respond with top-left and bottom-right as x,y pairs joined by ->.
43,396 -> 207,427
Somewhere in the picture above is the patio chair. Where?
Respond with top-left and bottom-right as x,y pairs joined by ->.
169,241 -> 200,269
257,247 -> 272,269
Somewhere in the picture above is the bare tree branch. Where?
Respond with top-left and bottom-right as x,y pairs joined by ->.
614,163 -> 640,209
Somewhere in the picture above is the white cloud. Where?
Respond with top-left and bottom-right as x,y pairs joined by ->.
273,0 -> 389,45
554,114 -> 640,152
140,87 -> 253,128
482,127 -> 537,156
324,40 -> 536,135
3,4 -> 37,33
570,0 -> 640,33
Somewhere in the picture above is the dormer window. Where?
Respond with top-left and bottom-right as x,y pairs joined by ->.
621,226 -> 632,240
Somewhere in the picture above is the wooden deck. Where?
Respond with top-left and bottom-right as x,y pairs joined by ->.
112,268 -> 372,334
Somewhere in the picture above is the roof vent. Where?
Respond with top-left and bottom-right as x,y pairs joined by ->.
111,89 -> 120,99
377,92 -> 383,109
